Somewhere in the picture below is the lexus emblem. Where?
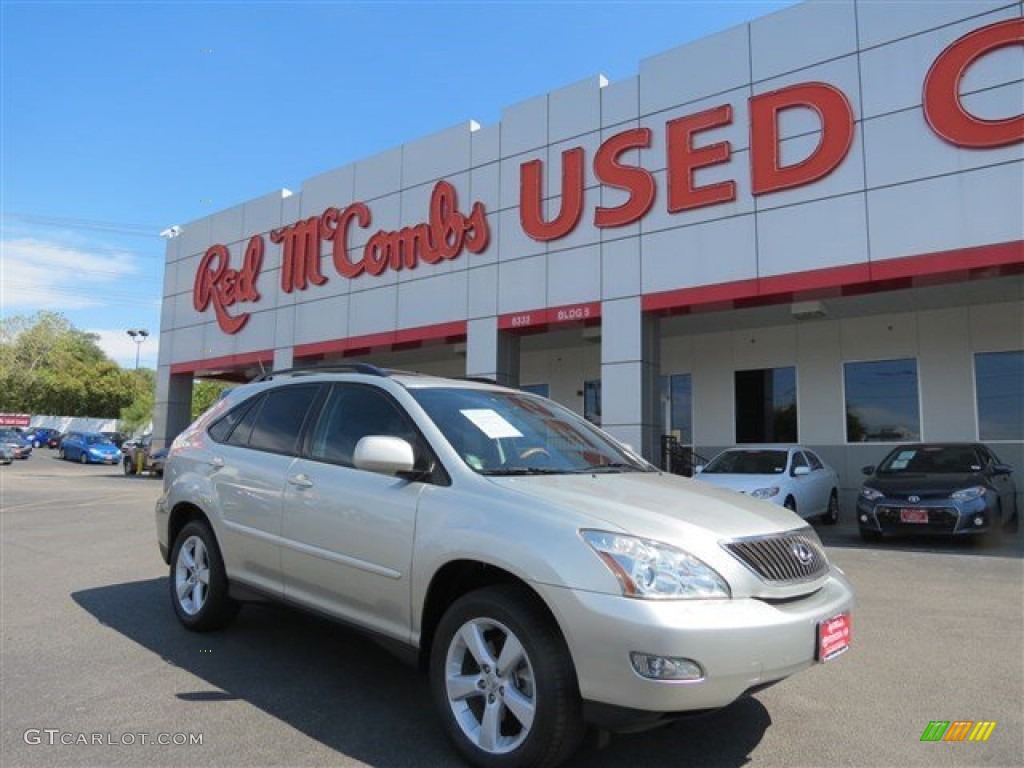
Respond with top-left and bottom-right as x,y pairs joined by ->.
908,495 -> 921,503
792,542 -> 814,565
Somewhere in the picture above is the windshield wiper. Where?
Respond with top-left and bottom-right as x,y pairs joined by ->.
586,463 -> 646,473
480,467 -> 570,476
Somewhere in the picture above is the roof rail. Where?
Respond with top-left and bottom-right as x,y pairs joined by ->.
252,363 -> 389,382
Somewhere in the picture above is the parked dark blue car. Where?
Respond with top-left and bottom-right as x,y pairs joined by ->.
23,426 -> 61,448
58,432 -> 123,465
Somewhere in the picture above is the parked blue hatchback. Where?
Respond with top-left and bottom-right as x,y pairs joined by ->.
59,431 -> 123,465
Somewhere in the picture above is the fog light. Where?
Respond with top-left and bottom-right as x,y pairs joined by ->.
974,516 -> 985,527
859,514 -> 868,523
630,652 -> 703,681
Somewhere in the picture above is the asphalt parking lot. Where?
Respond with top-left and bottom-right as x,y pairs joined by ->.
1,455 -> 1021,767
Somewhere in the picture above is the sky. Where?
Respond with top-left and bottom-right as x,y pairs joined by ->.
1,0 -> 796,370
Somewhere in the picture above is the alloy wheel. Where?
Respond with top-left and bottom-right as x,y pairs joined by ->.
174,535 -> 211,616
444,617 -> 537,756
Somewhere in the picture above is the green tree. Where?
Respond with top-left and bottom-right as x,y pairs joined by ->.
192,379 -> 231,420
0,311 -> 135,417
120,368 -> 156,436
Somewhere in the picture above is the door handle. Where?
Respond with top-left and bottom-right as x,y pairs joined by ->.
208,456 -> 225,469
287,473 -> 314,489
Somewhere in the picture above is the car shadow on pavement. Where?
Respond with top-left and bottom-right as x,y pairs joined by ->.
72,578 -> 771,768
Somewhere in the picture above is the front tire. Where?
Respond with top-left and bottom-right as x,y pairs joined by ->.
79,451 -> 89,464
430,585 -> 583,768
169,521 -> 239,631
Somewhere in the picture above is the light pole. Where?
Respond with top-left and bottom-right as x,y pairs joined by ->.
126,329 -> 149,370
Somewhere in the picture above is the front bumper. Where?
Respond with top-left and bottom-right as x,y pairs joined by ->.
541,569 -> 854,716
857,497 -> 993,535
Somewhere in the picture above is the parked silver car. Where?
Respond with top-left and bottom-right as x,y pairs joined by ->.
156,365 -> 854,768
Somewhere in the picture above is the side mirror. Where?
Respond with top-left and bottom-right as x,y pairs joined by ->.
861,465 -> 875,476
354,436 -> 415,476
993,463 -> 1014,475
792,465 -> 810,477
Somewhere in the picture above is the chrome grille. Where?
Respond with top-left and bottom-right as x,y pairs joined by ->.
723,529 -> 829,584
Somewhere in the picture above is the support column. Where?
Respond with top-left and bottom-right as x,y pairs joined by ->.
273,347 -> 294,371
600,297 -> 660,461
466,317 -> 520,387
153,367 -> 194,451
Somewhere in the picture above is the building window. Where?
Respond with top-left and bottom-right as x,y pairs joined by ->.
521,383 -> 549,398
584,379 -> 601,426
660,374 -> 693,444
844,359 -> 920,442
975,350 -> 1023,441
735,367 -> 797,444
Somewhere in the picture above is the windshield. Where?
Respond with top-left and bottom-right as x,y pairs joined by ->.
410,387 -> 651,475
878,445 -> 982,475
703,449 -> 788,475
86,435 -> 113,445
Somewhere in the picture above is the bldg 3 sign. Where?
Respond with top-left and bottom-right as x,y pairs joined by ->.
193,18 -> 1023,335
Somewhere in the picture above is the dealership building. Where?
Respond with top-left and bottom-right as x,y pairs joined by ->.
155,0 -> 1024,508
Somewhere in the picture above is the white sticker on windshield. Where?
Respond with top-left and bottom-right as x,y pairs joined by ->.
461,409 -> 523,439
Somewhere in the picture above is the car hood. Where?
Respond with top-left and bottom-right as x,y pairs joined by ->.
692,473 -> 786,494
866,473 -> 985,494
485,471 -> 804,540
87,443 -> 120,454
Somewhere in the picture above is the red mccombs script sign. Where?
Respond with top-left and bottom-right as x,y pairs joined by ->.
194,18 -> 1023,334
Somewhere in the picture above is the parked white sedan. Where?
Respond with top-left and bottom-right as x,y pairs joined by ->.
694,446 -> 840,524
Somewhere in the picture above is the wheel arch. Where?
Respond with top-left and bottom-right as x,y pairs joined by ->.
166,502 -> 215,564
417,560 -> 568,673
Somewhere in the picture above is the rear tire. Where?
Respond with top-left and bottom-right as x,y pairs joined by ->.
124,458 -> 136,476
169,521 -> 239,631
58,448 -> 65,460
821,491 -> 840,525
430,585 -> 584,768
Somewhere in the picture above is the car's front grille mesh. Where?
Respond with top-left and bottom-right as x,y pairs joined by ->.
723,530 -> 829,583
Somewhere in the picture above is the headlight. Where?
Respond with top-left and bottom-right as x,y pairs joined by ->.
751,486 -> 780,499
951,486 -> 986,501
581,530 -> 730,599
860,487 -> 884,501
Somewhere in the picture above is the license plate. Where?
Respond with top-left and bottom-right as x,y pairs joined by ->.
817,613 -> 851,662
900,508 -> 929,523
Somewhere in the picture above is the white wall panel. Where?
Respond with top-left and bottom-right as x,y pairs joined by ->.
498,207 -> 545,263
549,76 -> 606,143
864,107 -> 1023,189
732,325 -> 796,370
868,162 -> 1024,261
209,204 -> 244,246
917,307 -> 976,441
859,5 -> 1020,119
347,192 -> 401,254
690,330 -> 735,445
602,75 -> 638,129
547,245 -> 600,307
602,238 -> 641,300
501,93 -> 548,156
641,215 -> 757,294
293,293 -> 338,348
752,54 -> 862,134
348,285 -> 397,338
471,123 -> 500,167
300,164 -> 355,217
639,23 -> 750,115
641,86 -> 750,174
750,0 -> 857,81
969,300 -> 1024,352
470,161 -> 501,216
500,149 -> 544,211
758,193 -> 869,277
545,187 -> 602,252
642,157 -> 754,233
497,253 -> 546,314
467,265 -> 498,319
241,190 -> 288,240
273,304 -> 295,350
402,122 -> 475,188
396,271 -> 468,329
856,0 -> 1017,51
840,312 -> 919,362
796,320 -> 844,445
354,146 -> 403,201
176,216 -> 211,260
546,131 -> 602,199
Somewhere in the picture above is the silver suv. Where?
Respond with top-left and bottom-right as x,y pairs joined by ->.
156,365 -> 854,768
